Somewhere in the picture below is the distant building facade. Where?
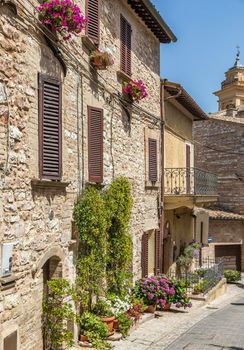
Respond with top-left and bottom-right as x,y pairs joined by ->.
194,53 -> 244,271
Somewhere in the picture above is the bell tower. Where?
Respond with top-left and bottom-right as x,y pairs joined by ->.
214,47 -> 244,111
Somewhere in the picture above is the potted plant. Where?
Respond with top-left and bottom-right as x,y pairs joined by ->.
90,49 -> 114,70
36,0 -> 88,41
79,312 -> 110,349
92,300 -> 115,333
193,280 -> 207,295
106,295 -> 131,330
116,313 -> 133,337
122,80 -> 148,102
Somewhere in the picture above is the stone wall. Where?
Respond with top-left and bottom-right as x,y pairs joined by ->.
209,219 -> 244,271
0,1 -> 162,348
194,118 -> 244,214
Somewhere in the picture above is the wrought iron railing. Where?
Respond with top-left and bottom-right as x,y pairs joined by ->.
164,167 -> 218,196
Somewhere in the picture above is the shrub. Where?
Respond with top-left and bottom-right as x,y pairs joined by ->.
193,279 -> 207,294
79,312 -> 110,350
117,313 -> 133,337
43,279 -> 77,350
224,269 -> 241,283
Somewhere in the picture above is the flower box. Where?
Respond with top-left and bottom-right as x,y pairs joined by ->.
36,0 -> 88,41
123,80 -> 148,102
90,50 -> 114,70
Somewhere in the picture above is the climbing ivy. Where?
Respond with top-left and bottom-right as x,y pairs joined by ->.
105,177 -> 133,297
74,178 -> 133,305
43,279 -> 77,350
74,186 -> 109,310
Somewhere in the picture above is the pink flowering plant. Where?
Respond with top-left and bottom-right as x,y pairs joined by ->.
134,276 -> 192,310
36,0 -> 88,41
122,80 -> 148,102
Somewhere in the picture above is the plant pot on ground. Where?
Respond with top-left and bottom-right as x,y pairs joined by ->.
79,312 -> 110,349
144,304 -> 157,313
93,300 -> 115,334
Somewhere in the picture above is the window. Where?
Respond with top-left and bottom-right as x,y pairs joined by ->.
86,0 -> 100,45
1,243 -> 14,276
4,331 -> 17,350
120,15 -> 131,76
148,138 -> 158,182
88,106 -> 103,183
38,74 -> 62,180
145,129 -> 160,187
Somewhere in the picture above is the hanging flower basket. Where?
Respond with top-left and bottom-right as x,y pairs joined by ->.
90,50 -> 114,70
36,0 -> 88,41
122,80 -> 148,102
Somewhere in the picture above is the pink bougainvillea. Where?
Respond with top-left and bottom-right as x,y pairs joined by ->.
36,0 -> 88,40
123,80 -> 148,102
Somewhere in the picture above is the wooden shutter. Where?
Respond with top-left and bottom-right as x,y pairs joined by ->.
148,138 -> 158,182
88,106 -> 103,183
120,15 -> 131,76
141,232 -> 149,278
4,331 -> 17,350
155,229 -> 162,275
39,74 -> 62,180
86,0 -> 100,45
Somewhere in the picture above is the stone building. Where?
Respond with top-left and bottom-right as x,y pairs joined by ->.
0,0 -> 176,348
162,80 -> 218,273
194,52 -> 244,272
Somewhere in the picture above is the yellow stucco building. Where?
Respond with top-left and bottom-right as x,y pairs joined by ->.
162,81 -> 218,273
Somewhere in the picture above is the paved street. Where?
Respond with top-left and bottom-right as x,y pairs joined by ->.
113,278 -> 244,350
166,296 -> 244,350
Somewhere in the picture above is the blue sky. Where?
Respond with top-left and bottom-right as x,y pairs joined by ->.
151,0 -> 244,112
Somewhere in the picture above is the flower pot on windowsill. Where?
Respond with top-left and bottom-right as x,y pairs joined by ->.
144,304 -> 156,313
91,56 -> 107,70
100,316 -> 115,334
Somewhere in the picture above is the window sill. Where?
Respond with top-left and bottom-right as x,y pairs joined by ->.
145,181 -> 160,189
117,70 -> 132,83
31,179 -> 70,191
82,35 -> 98,52
0,274 -> 17,291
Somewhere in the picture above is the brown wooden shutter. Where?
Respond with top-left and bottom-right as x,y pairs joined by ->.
148,138 -> 158,182
39,74 -> 62,180
88,106 -> 103,183
120,15 -> 131,76
141,232 -> 149,278
4,331 -> 17,350
86,0 -> 100,45
155,229 -> 162,275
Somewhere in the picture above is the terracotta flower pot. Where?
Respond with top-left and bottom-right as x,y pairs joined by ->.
163,303 -> 171,311
100,316 -> 115,333
91,56 -> 107,70
79,334 -> 88,342
113,319 -> 119,330
145,304 -> 156,313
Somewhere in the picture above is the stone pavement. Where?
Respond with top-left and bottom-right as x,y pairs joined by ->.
113,277 -> 244,350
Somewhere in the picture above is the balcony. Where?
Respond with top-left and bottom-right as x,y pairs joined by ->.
164,167 -> 218,209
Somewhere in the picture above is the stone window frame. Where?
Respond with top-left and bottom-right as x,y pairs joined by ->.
0,325 -> 19,350
144,128 -> 160,188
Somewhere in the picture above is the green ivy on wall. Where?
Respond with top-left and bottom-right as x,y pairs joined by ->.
105,177 -> 133,297
74,177 -> 133,306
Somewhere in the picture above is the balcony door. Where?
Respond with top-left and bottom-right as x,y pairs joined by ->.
186,144 -> 191,194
